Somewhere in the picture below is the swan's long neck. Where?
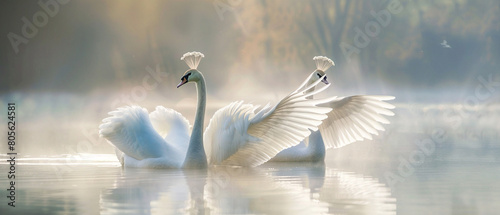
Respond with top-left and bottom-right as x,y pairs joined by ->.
183,75 -> 208,168
305,75 -> 326,162
305,77 -> 316,100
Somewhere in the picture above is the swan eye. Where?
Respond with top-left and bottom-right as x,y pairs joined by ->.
317,73 -> 327,81
181,73 -> 192,81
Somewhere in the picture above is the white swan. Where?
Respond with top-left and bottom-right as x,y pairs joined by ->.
99,51 -> 334,168
269,56 -> 395,162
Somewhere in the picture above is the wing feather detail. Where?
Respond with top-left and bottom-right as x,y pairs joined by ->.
213,76 -> 334,167
318,95 -> 395,149
99,106 -> 184,166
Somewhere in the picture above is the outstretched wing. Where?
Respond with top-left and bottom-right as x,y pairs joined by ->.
318,95 -> 395,149
149,106 -> 191,154
204,101 -> 259,165
207,76 -> 334,167
99,106 -> 182,166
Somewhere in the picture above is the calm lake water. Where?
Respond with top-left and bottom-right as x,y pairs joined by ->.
0,151 -> 499,215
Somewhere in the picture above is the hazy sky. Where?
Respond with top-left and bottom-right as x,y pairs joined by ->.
1,0 -> 499,103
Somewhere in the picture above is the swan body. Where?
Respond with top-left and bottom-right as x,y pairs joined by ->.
267,130 -> 326,162
99,51 -> 334,168
270,56 -> 395,162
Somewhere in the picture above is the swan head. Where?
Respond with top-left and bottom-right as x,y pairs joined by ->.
311,69 -> 329,85
177,69 -> 202,88
310,56 -> 335,85
177,51 -> 205,88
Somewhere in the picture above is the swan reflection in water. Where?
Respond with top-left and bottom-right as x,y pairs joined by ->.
99,168 -> 206,214
99,164 -> 396,214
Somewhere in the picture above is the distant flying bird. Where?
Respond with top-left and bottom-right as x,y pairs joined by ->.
441,40 -> 451,48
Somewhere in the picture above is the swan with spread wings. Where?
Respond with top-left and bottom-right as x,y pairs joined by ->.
99,52 -> 334,168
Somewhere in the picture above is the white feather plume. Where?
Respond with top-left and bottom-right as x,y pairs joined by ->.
181,51 -> 205,69
313,56 -> 334,72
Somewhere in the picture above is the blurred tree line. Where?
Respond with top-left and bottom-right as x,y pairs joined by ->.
236,0 -> 500,89
1,0 -> 499,95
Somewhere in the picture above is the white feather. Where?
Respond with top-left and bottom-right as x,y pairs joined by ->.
99,106 -> 190,168
313,56 -> 335,71
204,76 -> 333,167
181,51 -> 205,69
318,95 -> 395,149
270,56 -> 395,163
99,51 -> 345,168
150,106 -> 190,153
